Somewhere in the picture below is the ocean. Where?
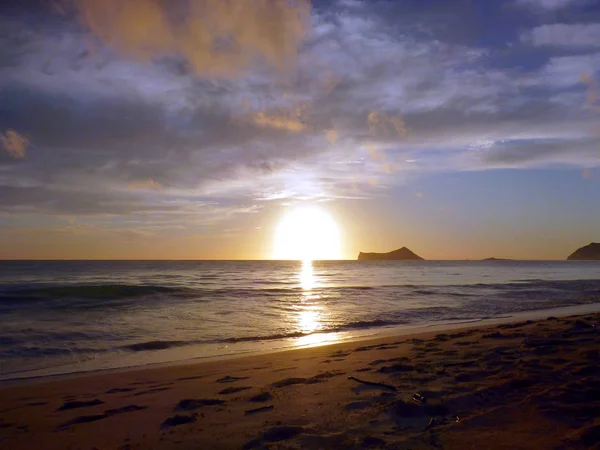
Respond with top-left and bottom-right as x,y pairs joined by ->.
1,260 -> 599,381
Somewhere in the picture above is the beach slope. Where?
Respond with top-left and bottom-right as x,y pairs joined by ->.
1,314 -> 599,449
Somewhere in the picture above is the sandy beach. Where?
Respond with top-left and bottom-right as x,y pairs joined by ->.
1,313 -> 599,449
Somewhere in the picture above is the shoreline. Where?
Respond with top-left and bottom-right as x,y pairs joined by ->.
1,310 -> 599,449
4,301 -> 600,386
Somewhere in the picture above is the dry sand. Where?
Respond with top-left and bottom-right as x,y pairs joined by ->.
1,313 -> 599,449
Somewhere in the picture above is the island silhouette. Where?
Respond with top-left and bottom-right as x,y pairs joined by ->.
357,247 -> 424,261
355,242 -> 600,261
567,242 -> 600,260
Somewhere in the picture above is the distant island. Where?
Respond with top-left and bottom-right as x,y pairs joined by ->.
358,247 -> 424,261
483,257 -> 513,261
567,242 -> 600,260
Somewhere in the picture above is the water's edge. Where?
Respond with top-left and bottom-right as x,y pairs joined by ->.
3,301 -> 599,387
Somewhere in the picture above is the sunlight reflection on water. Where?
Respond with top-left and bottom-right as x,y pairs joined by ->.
300,259 -> 315,291
294,260 -> 339,348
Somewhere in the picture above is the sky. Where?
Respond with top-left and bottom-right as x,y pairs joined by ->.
1,0 -> 599,260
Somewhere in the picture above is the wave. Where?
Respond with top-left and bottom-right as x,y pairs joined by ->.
0,284 -> 383,305
1,278 -> 598,311
121,340 -> 188,351
121,319 -> 405,352
338,319 -> 400,329
225,319 -> 403,343
0,284 -> 200,303
1,346 -> 108,358
118,296 -> 600,354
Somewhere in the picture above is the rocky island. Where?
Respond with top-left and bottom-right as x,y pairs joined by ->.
358,247 -> 424,261
567,242 -> 600,260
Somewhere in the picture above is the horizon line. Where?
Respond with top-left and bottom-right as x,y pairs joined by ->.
0,258 -> 578,262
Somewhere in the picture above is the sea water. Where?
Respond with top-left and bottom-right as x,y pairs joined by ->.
1,260 -> 599,380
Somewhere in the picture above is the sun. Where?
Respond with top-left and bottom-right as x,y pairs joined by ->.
273,206 -> 341,260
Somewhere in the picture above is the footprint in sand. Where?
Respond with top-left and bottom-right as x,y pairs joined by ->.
329,351 -> 351,358
174,398 -> 225,412
369,357 -> 410,366
271,377 -> 307,388
272,372 -> 344,388
344,401 -> 371,411
26,401 -> 48,407
272,367 -> 297,373
56,405 -> 147,430
133,387 -> 170,396
177,375 -> 204,381
216,375 -> 250,383
243,425 -> 305,449
57,414 -> 107,429
147,382 -> 174,389
105,387 -> 135,394
244,405 -> 274,415
105,405 -> 146,415
161,414 -> 197,429
57,399 -> 104,411
248,392 -> 273,402
218,386 -> 252,395
377,363 -> 414,374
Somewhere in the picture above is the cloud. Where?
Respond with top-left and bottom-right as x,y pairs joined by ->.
364,143 -> 397,175
251,111 -> 307,132
2,0 -> 600,225
524,53 -> 600,88
368,111 -> 406,138
581,73 -> 600,111
128,178 -> 163,190
523,23 -> 600,48
58,0 -> 311,77
482,138 -> 600,167
514,0 -> 590,11
1,130 -> 29,159
325,127 -> 338,144
363,112 -> 406,174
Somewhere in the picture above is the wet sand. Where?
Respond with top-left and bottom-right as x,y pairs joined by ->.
1,313 -> 599,449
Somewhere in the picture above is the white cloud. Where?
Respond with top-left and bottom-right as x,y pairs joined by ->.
524,23 -> 600,47
514,0 -> 590,11
532,53 -> 600,87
